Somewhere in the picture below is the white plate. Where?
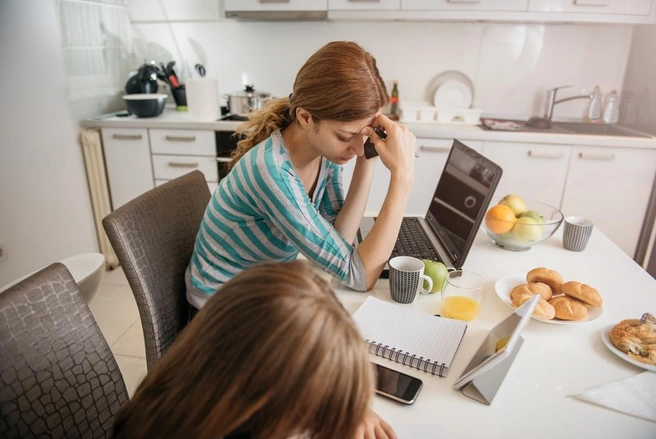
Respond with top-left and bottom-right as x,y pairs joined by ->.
433,80 -> 473,110
494,272 -> 603,325
601,324 -> 656,372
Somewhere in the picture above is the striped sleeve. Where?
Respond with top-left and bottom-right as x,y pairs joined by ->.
318,162 -> 344,225
241,142 -> 365,291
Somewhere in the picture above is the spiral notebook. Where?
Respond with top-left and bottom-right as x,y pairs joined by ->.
352,297 -> 468,377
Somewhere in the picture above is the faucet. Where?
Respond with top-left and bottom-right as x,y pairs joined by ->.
543,85 -> 594,121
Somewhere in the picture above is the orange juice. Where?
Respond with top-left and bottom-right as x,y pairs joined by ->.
443,295 -> 480,321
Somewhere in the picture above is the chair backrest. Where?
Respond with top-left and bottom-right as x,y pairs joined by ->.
0,263 -> 129,438
102,170 -> 211,370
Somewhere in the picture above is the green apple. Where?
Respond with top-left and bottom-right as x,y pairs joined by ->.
422,259 -> 448,294
499,194 -> 526,217
521,210 -> 546,225
511,216 -> 543,243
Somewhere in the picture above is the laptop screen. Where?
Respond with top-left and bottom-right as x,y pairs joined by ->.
424,140 -> 502,267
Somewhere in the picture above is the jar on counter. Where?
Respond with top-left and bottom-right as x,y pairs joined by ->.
603,90 -> 620,125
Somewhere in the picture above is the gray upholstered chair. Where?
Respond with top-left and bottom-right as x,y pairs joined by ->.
102,170 -> 211,371
0,263 -> 128,438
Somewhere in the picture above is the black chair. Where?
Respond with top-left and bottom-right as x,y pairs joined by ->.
0,263 -> 128,438
102,170 -> 211,371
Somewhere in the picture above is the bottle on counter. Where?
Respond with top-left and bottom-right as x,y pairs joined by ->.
389,80 -> 399,120
586,85 -> 603,124
603,90 -> 620,125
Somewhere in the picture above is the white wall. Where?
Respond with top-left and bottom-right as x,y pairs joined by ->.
0,0 -> 98,286
129,1 -> 632,121
622,23 -> 656,135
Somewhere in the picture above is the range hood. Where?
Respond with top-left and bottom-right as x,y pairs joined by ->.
225,10 -> 328,20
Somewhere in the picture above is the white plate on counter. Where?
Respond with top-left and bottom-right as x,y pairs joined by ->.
601,324 -> 656,372
495,272 -> 603,325
433,80 -> 473,110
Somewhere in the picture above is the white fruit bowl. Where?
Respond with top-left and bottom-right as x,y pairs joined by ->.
482,198 -> 564,251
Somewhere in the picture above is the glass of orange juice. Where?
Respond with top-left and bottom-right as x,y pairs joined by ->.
441,270 -> 485,321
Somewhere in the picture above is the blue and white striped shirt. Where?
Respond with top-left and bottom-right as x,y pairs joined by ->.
186,130 -> 366,308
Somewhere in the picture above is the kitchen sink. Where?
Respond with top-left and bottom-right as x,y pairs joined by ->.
481,119 -> 653,139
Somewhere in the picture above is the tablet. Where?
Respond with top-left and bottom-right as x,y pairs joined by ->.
453,294 -> 539,390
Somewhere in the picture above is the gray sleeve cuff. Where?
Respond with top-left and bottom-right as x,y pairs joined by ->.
340,248 -> 367,292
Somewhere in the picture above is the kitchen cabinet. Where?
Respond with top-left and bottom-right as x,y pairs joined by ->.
328,0 -> 400,10
224,0 -> 327,12
402,0 -> 528,11
101,128 -> 154,209
102,127 -> 217,210
480,141 -> 571,209
342,139 -> 482,215
529,0 -> 652,16
560,146 -> 656,257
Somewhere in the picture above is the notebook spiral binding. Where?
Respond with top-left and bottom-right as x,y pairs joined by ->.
368,340 -> 446,377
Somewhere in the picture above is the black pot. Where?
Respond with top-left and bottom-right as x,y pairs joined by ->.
123,94 -> 167,117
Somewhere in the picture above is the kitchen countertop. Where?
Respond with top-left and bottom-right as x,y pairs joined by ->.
82,109 -> 656,149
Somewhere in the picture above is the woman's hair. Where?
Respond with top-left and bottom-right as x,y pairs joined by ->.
229,40 -> 389,169
112,260 -> 373,439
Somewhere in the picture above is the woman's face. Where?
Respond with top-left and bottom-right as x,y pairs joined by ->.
308,112 -> 381,165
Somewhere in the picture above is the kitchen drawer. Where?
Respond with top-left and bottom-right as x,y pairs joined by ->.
152,155 -> 218,182
402,0 -> 528,11
329,0 -> 400,10
224,0 -> 327,11
529,0 -> 652,15
149,129 -> 215,156
156,179 -> 218,194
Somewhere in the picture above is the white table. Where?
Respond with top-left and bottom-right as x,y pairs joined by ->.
334,227 -> 656,439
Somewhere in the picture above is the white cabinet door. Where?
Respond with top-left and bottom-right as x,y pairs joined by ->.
101,128 -> 154,209
561,146 -> 656,258
224,0 -> 327,11
402,0 -> 528,11
480,142 -> 571,208
329,0 -> 400,10
342,139 -> 482,215
528,0 -> 652,15
149,129 -> 215,156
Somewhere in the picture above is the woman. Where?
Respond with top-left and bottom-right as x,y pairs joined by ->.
186,41 -> 416,309
113,261 -> 396,439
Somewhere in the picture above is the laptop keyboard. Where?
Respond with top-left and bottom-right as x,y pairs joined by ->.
392,218 -> 442,262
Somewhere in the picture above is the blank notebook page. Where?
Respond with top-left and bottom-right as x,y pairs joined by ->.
352,297 -> 467,367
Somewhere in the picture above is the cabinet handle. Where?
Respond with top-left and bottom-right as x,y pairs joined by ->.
216,157 -> 232,163
165,135 -> 196,142
168,161 -> 199,168
448,0 -> 481,3
578,152 -> 615,161
348,0 -> 381,2
259,0 -> 289,3
574,0 -> 610,6
527,150 -> 564,159
112,134 -> 142,140
420,145 -> 451,153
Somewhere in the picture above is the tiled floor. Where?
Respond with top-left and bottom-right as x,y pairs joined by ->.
87,267 -> 147,397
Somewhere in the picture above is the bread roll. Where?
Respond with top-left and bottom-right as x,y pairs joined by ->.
561,281 -> 602,307
549,296 -> 587,321
510,283 -> 552,301
511,292 -> 556,320
527,267 -> 563,294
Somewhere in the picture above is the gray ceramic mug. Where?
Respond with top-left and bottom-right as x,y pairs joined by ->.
563,216 -> 594,251
388,256 -> 433,304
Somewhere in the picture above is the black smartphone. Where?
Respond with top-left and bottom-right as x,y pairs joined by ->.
373,362 -> 423,405
364,127 -> 387,159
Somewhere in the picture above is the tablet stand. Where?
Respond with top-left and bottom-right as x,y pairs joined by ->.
460,337 -> 524,405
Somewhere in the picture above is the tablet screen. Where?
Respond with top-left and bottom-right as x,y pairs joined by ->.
454,295 -> 539,390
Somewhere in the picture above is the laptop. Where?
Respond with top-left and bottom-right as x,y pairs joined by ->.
358,139 -> 502,275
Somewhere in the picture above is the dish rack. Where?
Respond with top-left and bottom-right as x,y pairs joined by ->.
425,70 -> 476,105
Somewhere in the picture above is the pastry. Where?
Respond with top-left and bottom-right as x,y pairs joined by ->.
512,292 -> 556,320
610,314 -> 656,365
510,282 -> 552,302
527,267 -> 563,294
549,296 -> 587,321
561,281 -> 602,307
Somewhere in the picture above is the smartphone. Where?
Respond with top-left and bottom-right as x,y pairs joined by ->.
364,127 -> 387,159
373,362 -> 423,405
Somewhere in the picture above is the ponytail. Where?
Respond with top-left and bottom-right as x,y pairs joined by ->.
229,98 -> 292,170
